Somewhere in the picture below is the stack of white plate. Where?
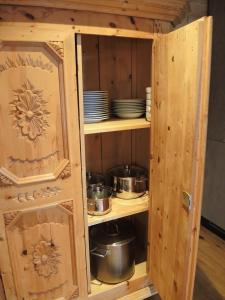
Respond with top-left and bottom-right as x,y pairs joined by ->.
83,91 -> 110,123
112,99 -> 145,119
146,87 -> 151,122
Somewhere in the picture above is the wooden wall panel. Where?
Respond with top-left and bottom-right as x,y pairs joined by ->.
99,36 -> 132,100
131,129 -> 150,170
0,5 -> 172,33
82,35 -> 100,91
132,39 -> 152,99
101,131 -> 132,172
0,0 -> 188,22
85,134 -> 102,173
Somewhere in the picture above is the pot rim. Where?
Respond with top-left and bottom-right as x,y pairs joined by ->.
90,236 -> 135,250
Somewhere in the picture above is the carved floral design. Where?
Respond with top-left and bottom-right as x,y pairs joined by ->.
60,163 -> 71,179
48,41 -> 64,58
60,200 -> 73,213
32,240 -> 60,278
0,55 -> 53,73
0,173 -> 13,186
4,211 -> 19,226
10,79 -> 50,141
12,186 -> 61,203
68,288 -> 79,299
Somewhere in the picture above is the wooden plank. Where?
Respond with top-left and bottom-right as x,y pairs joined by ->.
0,0 -> 187,21
89,262 -> 150,299
149,17 -> 212,300
132,39 -> 152,99
76,34 -> 92,293
101,131 -> 132,172
0,22 -> 156,40
84,118 -> 150,134
88,193 -> 149,226
82,35 -> 100,90
99,36 -> 132,101
85,134 -> 102,173
0,6 -> 172,36
132,128 -> 150,170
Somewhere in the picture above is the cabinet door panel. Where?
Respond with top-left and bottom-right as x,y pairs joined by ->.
0,40 -> 69,185
149,17 -> 212,300
4,202 -> 78,300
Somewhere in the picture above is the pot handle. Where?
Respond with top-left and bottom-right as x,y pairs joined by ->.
90,247 -> 109,258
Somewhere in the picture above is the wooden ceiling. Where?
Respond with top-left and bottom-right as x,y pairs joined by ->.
0,0 -> 188,21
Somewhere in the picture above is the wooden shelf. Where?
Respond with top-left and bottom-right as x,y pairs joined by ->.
89,262 -> 156,299
88,194 -> 149,226
84,118 -> 150,134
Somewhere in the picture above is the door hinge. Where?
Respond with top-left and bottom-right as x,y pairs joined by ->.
182,191 -> 192,211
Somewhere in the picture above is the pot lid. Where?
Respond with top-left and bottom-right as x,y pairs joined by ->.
90,220 -> 135,247
107,165 -> 147,178
86,171 -> 104,186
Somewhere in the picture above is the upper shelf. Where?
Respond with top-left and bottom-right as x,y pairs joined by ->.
84,118 -> 150,135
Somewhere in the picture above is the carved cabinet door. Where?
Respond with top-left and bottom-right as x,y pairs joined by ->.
3,202 -> 79,300
0,26 -> 87,299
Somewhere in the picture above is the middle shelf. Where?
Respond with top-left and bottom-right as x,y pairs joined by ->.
88,193 -> 149,226
84,118 -> 150,135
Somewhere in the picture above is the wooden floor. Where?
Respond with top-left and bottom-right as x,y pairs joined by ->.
147,226 -> 225,300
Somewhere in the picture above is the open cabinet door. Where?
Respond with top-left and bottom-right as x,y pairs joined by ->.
149,17 -> 212,300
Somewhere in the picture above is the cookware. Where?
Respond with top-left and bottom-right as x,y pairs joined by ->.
87,185 -> 112,216
86,171 -> 104,188
106,165 -> 148,199
90,220 -> 135,283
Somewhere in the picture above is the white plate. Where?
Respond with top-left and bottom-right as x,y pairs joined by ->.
84,98 -> 109,101
113,112 -> 144,118
84,90 -> 108,93
84,117 -> 109,123
84,103 -> 109,106
84,114 -> 110,117
112,110 -> 145,114
113,102 -> 145,106
113,99 -> 144,103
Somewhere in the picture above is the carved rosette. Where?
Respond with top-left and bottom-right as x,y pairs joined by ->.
32,240 -> 61,278
68,288 -> 79,300
60,200 -> 73,213
0,173 -> 13,186
60,163 -> 71,179
47,41 -> 64,58
4,211 -> 19,226
10,79 -> 50,141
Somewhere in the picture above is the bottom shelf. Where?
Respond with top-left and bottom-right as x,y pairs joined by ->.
88,262 -> 155,299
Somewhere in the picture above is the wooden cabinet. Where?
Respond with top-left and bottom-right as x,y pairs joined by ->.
0,16 -> 212,300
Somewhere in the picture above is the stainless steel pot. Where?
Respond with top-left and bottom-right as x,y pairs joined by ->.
87,185 -> 112,216
106,165 -> 148,199
86,171 -> 104,188
90,221 -> 135,284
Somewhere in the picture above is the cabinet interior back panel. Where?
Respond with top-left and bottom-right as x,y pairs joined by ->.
82,35 -> 151,173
